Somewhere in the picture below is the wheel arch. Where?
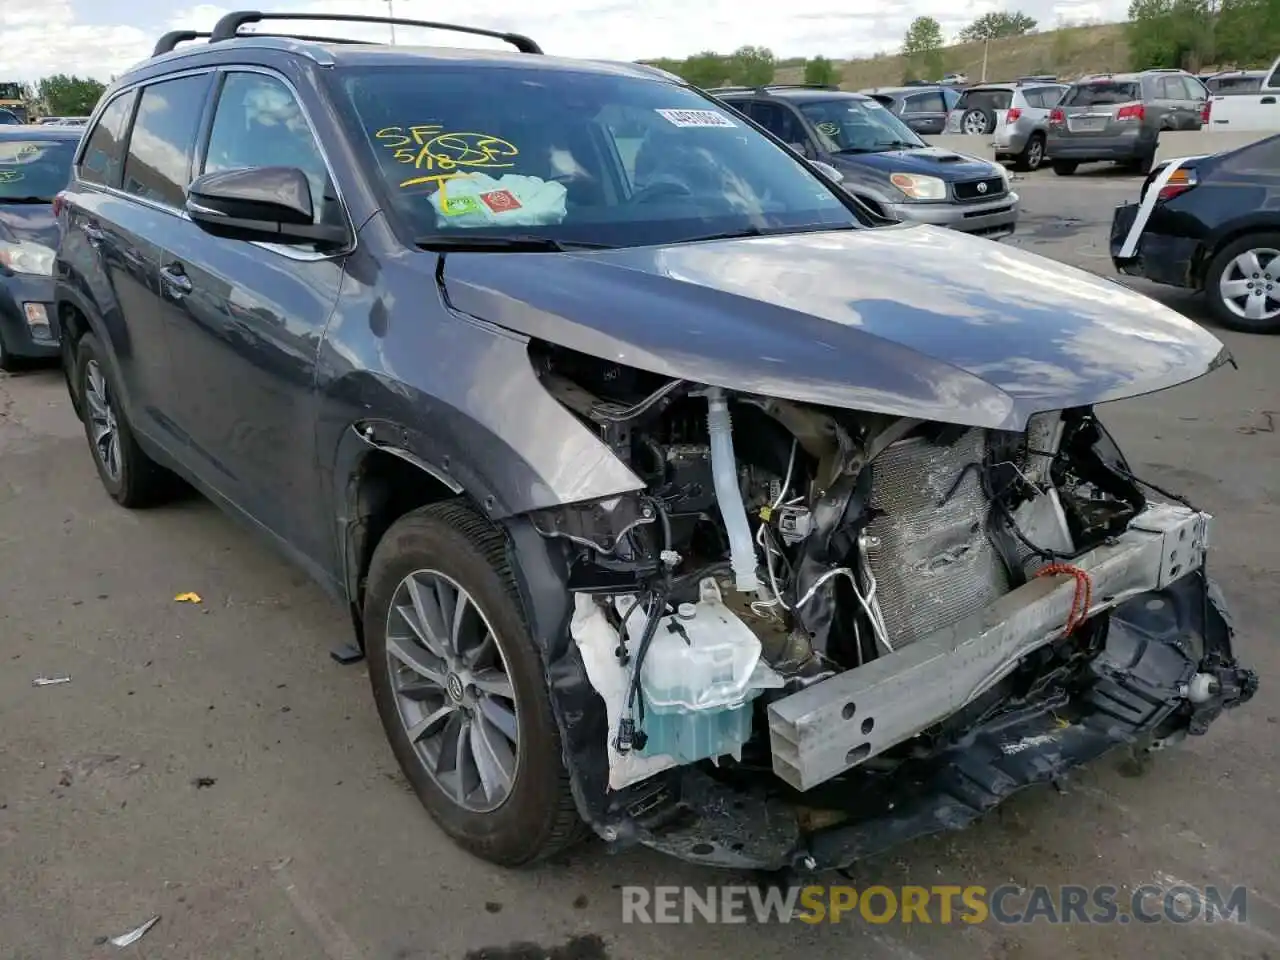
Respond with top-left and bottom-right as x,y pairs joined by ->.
1196,221 -> 1280,289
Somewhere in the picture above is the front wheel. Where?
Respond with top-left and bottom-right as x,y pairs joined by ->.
1205,234 -> 1280,334
364,501 -> 584,866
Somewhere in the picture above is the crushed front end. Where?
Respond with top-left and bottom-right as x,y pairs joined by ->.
507,344 -> 1257,872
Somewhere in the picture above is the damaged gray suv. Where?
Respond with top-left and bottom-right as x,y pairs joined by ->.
54,11 -> 1256,872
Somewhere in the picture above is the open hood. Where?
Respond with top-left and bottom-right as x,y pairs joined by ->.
440,224 -> 1230,431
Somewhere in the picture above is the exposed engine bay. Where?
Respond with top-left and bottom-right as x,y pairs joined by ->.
517,342 -> 1257,870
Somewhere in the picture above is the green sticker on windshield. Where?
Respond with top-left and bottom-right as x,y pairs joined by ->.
816,122 -> 839,137
0,169 -> 23,183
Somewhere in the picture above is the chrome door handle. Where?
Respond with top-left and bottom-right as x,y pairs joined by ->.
160,264 -> 192,296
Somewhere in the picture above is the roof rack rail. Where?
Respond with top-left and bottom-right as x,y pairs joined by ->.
153,30 -> 212,56
763,82 -> 838,90
208,10 -> 542,54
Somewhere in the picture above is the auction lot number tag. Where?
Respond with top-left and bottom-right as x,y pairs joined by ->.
655,109 -> 737,128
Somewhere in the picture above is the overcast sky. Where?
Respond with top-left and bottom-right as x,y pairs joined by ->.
1,0 -> 1122,83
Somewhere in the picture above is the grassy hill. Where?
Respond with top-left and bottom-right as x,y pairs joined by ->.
772,22 -> 1131,89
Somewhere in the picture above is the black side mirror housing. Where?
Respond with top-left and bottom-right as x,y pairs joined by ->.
186,166 -> 349,247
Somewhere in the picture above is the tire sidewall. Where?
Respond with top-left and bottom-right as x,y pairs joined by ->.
76,334 -> 133,500
1206,233 -> 1280,334
363,510 -> 568,864
1025,135 -> 1044,170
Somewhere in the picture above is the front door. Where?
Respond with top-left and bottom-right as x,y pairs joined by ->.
159,69 -> 347,567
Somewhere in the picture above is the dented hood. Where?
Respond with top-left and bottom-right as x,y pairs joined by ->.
440,224 -> 1230,431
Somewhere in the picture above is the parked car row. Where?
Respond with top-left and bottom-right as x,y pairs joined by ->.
709,84 -> 1018,238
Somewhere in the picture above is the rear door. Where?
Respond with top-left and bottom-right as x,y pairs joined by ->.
113,73 -> 216,440
1152,75 -> 1195,129
900,90 -> 948,135
157,67 -> 347,562
1060,80 -> 1143,137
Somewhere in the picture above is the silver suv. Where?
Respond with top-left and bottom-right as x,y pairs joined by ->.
1046,70 -> 1210,176
945,79 -> 1067,170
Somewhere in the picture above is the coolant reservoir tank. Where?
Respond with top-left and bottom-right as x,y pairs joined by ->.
636,579 -> 781,764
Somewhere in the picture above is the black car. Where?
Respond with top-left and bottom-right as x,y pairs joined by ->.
0,125 -> 79,369
710,84 -> 1018,238
1111,134 -> 1280,333
859,84 -> 960,136
53,12 -> 1254,873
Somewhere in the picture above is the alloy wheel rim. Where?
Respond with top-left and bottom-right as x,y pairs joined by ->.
1028,140 -> 1043,167
1219,248 -> 1280,322
384,569 -> 520,813
84,359 -> 122,482
963,112 -> 986,134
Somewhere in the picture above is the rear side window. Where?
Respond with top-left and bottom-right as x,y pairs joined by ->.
1064,82 -> 1140,106
1156,76 -> 1185,99
1215,135 -> 1280,175
1025,86 -> 1065,108
1269,64 -> 1280,89
122,74 -> 211,208
956,89 -> 1013,112
905,91 -> 946,113
1181,76 -> 1208,99
78,93 -> 133,187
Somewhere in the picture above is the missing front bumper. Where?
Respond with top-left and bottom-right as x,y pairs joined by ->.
768,503 -> 1213,792
637,566 -> 1254,872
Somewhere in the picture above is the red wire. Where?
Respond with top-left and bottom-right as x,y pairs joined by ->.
1034,563 -> 1094,634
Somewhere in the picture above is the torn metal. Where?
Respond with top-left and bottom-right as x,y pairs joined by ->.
32,676 -> 72,687
503,347 -> 1257,870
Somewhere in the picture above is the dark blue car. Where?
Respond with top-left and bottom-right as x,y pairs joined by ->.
51,11 -> 1255,874
0,125 -> 79,368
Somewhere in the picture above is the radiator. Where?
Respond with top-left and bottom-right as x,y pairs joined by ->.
863,429 -> 1010,649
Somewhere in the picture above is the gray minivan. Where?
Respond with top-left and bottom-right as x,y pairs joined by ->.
1046,70 -> 1209,175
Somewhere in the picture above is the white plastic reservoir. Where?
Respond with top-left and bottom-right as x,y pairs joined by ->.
625,578 -> 781,764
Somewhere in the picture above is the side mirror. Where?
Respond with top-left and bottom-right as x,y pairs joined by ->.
186,166 -> 348,246
810,160 -> 844,183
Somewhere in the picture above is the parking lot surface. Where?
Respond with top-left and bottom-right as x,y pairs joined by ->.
2,168 -> 1279,960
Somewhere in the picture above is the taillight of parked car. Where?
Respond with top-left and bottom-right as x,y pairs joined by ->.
1048,108 -> 1065,125
1006,107 -> 1022,123
1201,100 -> 1212,124
1158,167 -> 1197,201
1116,104 -> 1145,122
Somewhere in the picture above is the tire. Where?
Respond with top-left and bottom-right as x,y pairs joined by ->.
364,501 -> 584,866
0,333 -> 13,372
1052,160 -> 1078,176
960,107 -> 996,136
1204,233 -> 1280,334
1124,152 -> 1155,175
75,332 -> 176,507
1014,134 -> 1046,172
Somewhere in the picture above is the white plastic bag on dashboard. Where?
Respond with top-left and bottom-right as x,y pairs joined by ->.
430,172 -> 568,228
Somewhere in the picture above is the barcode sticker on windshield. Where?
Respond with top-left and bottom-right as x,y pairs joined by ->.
656,108 -> 737,128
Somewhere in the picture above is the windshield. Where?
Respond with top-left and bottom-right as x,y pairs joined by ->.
334,66 -> 859,248
0,83 -> 21,100
0,139 -> 76,200
796,98 -> 925,152
955,89 -> 1013,111
1065,82 -> 1140,106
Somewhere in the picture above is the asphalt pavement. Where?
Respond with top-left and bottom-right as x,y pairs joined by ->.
2,168 -> 1278,960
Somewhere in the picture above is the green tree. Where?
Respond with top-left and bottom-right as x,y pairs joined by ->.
958,11 -> 1039,41
677,51 -> 729,89
902,16 -> 946,80
36,74 -> 105,116
803,55 -> 840,86
729,45 -> 776,86
1216,0 -> 1280,65
1127,0 -> 1217,69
